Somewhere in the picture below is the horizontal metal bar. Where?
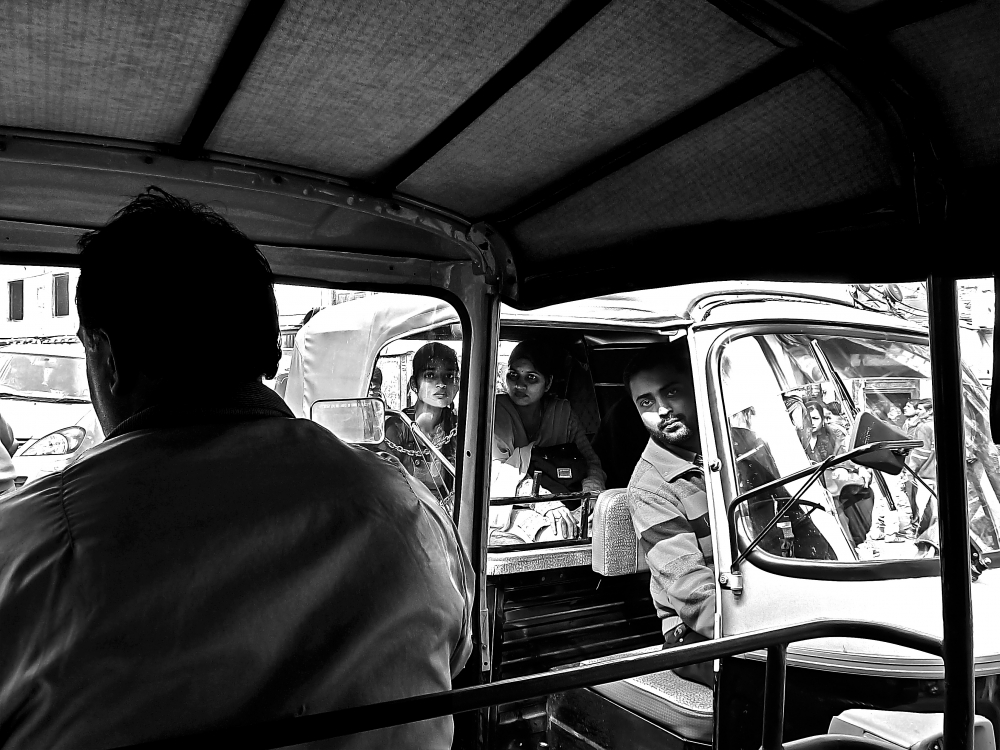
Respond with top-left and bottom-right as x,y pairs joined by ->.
116,620 -> 941,750
178,0 -> 288,155
492,49 -> 810,225
490,491 -> 591,506
373,0 -> 613,189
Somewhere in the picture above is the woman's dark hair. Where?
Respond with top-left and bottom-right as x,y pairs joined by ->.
805,400 -> 831,435
409,342 -> 459,392
77,186 -> 280,381
508,339 -> 561,381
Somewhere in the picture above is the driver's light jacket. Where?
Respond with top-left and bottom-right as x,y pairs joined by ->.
0,383 -> 473,750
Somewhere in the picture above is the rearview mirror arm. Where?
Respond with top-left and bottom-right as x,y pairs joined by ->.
728,439 -> 921,514
728,440 -> 924,577
730,455 -> 834,573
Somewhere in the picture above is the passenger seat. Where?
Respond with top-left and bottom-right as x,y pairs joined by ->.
559,488 -> 713,744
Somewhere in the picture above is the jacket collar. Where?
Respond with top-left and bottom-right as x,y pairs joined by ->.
641,438 -> 702,482
107,381 -> 294,440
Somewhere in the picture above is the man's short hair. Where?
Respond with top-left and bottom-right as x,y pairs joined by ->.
622,338 -> 690,394
77,187 -> 280,382
917,398 -> 933,411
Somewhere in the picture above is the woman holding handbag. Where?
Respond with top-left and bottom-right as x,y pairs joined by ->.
490,340 -> 606,541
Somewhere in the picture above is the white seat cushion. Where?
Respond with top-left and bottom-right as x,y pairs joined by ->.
573,646 -> 714,743
591,488 -> 648,576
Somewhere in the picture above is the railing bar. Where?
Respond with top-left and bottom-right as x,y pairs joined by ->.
115,620 -> 942,750
501,634 -> 659,666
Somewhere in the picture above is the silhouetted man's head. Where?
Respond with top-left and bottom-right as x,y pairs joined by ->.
622,339 -> 699,454
76,187 -> 280,431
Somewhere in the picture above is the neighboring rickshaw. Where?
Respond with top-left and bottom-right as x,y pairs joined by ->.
285,282 -> 1000,749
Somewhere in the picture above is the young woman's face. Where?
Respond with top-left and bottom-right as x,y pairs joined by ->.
809,407 -> 823,433
414,357 -> 459,408
505,357 -> 551,407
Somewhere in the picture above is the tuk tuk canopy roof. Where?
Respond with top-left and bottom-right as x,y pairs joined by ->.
1,0 -> 996,307
284,282 -> 916,413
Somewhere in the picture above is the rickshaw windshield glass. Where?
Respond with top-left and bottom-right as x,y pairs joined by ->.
721,333 -> 1000,564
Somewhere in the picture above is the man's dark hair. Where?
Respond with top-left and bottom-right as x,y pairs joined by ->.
622,338 -> 690,393
77,187 -> 280,382
917,398 -> 933,411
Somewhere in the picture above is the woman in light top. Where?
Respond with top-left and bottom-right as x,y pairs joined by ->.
383,342 -> 459,512
490,340 -> 606,541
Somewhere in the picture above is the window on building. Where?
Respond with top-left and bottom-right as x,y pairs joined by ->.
8,280 -> 23,321
53,273 -> 70,317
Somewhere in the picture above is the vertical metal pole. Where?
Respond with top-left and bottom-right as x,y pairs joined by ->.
927,275 -> 975,750
760,644 -> 787,750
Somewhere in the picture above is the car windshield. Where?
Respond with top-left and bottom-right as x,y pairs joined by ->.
721,333 -> 1000,561
0,352 -> 90,401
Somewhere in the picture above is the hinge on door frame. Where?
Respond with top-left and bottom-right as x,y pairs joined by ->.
719,570 -> 744,597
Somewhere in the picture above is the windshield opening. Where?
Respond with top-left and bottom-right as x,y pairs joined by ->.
0,352 -> 90,401
720,332 -> 1000,563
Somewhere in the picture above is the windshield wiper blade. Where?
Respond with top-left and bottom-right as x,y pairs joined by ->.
0,392 -> 89,404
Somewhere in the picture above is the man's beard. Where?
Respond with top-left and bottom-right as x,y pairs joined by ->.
645,417 -> 693,450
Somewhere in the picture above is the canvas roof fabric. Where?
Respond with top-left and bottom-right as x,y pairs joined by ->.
0,0 -> 996,308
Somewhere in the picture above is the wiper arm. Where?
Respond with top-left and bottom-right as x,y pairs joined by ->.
728,439 -> 921,574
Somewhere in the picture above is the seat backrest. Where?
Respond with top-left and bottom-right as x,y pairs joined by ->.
591,488 -> 648,576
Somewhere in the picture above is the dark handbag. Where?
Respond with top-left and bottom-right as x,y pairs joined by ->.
663,623 -> 714,688
528,442 -> 588,494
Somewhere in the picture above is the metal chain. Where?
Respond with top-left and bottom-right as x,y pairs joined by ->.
384,424 -> 458,459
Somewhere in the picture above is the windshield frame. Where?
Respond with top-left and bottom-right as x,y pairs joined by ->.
704,322 -> 964,582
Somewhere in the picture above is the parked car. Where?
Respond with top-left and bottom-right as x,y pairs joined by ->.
0,340 -> 104,488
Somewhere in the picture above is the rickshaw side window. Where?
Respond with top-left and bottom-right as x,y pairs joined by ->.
720,331 -> 1000,568
488,335 -> 604,549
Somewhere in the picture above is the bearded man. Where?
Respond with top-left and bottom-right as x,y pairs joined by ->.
622,339 -> 715,677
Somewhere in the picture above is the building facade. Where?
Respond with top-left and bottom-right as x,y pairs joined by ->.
0,267 -> 80,341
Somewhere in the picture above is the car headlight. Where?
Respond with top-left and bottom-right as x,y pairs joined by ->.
21,426 -> 87,456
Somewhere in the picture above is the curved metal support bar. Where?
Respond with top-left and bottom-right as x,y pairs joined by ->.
117,620 -> 942,749
0,133 -> 488,268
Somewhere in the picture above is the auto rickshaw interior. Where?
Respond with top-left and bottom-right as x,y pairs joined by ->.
2,0 -> 998,746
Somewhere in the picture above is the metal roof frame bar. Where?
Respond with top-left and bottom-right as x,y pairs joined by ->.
372,0 -> 613,190
490,48 -> 811,226
177,0 -> 288,157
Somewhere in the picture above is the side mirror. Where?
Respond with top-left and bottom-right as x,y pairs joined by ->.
848,412 -> 913,475
311,398 -> 386,444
